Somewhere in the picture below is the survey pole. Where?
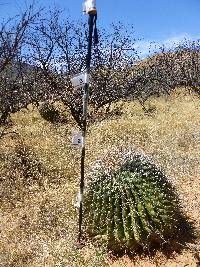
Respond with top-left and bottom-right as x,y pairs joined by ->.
77,1 -> 97,245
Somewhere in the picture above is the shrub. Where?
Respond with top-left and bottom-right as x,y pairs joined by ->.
0,142 -> 47,204
84,151 -> 180,251
12,144 -> 45,186
38,102 -> 68,124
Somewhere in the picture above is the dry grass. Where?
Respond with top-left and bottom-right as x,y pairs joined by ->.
0,89 -> 199,266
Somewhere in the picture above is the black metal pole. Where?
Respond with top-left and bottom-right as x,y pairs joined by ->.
77,13 -> 95,245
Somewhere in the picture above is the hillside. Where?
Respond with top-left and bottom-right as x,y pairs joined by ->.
0,89 -> 199,266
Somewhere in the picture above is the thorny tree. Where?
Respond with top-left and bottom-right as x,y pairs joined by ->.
0,8 -> 200,126
23,12 -> 142,127
0,5 -> 40,124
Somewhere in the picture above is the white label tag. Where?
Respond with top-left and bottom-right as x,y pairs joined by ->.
79,192 -> 83,203
84,72 -> 89,84
72,132 -> 83,147
71,72 -> 90,89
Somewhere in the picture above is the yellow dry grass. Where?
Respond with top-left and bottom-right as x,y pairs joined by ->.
0,88 -> 199,266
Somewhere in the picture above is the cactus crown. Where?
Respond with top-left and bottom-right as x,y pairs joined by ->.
84,151 -> 180,251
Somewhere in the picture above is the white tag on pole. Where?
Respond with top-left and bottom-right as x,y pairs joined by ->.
71,72 -> 90,89
72,132 -> 83,148
83,0 -> 97,15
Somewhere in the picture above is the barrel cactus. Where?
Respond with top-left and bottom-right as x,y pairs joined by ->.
84,151 -> 180,251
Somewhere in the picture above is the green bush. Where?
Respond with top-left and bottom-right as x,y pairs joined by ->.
84,152 -> 180,251
38,102 -> 68,124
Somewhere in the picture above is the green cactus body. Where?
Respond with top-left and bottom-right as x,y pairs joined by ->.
113,185 -> 125,242
119,186 -> 135,246
84,153 -> 180,250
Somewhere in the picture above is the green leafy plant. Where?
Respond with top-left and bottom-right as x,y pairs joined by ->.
84,152 -> 180,251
